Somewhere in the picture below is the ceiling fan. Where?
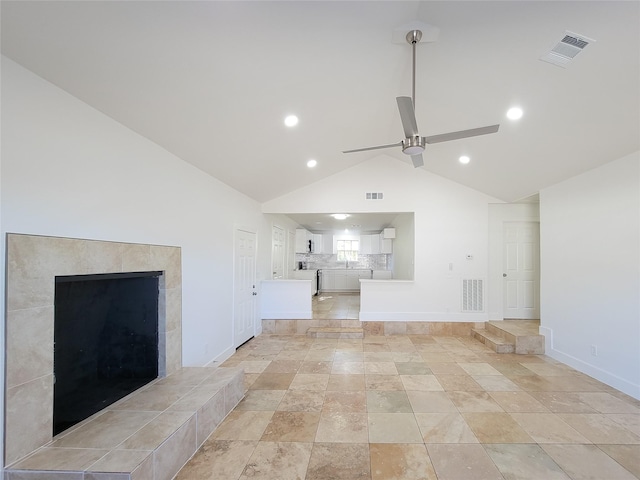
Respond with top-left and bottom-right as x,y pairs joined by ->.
343,30 -> 500,168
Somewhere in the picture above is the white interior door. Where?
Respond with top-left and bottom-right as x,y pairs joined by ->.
234,228 -> 256,347
503,221 -> 540,319
287,230 -> 296,278
272,225 -> 285,279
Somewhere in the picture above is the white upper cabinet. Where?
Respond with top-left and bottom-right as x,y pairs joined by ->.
380,233 -> 393,254
295,228 -> 312,253
359,233 -> 384,254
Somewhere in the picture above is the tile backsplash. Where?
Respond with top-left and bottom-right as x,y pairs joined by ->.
296,253 -> 389,270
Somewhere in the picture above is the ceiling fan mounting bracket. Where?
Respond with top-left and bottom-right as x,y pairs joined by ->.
406,30 -> 422,44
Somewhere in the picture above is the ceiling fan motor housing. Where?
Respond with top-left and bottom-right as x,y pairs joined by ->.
402,135 -> 426,155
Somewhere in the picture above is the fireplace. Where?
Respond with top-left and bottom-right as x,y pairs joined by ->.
53,271 -> 162,435
5,234 -> 182,466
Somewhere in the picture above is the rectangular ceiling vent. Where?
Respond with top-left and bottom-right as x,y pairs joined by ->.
540,31 -> 595,68
366,192 -> 384,200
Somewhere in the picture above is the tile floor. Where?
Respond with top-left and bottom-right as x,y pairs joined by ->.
176,294 -> 640,480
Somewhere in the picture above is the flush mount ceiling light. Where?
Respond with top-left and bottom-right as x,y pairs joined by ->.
331,214 -> 349,220
459,155 -> 470,164
307,159 -> 317,168
507,107 -> 523,120
284,115 -> 299,127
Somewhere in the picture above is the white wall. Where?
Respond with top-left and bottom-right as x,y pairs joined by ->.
1,56 -> 271,371
390,212 -> 415,280
540,151 -> 640,399
263,156 -> 504,321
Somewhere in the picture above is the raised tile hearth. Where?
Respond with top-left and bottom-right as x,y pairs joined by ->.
5,367 -> 244,480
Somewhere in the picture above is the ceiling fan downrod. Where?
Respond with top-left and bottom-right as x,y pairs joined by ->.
406,30 -> 422,109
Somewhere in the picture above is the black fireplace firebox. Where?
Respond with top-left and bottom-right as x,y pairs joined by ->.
53,271 -> 162,435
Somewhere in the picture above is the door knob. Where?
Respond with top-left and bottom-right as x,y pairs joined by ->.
503,273 -> 507,277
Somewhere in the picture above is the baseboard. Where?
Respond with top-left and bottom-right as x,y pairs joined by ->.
359,311 -> 488,322
203,345 -> 236,367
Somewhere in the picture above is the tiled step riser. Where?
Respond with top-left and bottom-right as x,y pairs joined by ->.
486,322 -> 517,344
307,327 -> 364,339
472,329 -> 515,354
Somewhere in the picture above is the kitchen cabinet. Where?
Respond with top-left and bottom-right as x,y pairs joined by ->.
295,228 -> 312,253
359,234 -> 381,255
380,234 -> 393,254
321,269 -> 371,292
311,233 -> 332,254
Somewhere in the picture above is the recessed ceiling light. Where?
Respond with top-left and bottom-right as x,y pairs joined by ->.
507,107 -> 523,120
459,155 -> 470,164
284,115 -> 299,127
307,159 -> 317,168
331,214 -> 349,220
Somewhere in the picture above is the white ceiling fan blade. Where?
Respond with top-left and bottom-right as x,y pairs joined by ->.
343,142 -> 402,154
425,124 -> 500,144
411,154 -> 424,168
396,96 -> 419,137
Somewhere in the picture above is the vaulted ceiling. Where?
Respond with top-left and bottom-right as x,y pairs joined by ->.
2,1 -> 638,203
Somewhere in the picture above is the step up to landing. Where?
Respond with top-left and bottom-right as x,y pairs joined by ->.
307,327 -> 364,339
472,320 -> 544,355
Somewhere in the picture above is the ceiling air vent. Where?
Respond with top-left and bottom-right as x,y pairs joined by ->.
540,31 -> 595,68
366,192 -> 384,200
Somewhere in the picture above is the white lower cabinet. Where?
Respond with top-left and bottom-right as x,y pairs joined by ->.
321,269 -> 371,292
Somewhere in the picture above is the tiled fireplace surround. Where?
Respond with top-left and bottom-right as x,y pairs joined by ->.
4,234 -> 243,479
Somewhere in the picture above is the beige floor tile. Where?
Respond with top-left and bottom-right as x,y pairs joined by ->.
511,412 -> 591,444
235,390 -> 286,411
414,413 -> 478,443
401,374 -> 444,392
306,442 -> 371,480
390,352 -> 425,363
239,441 -> 313,480
315,412 -> 369,443
289,373 -> 330,391
406,391 -> 458,413
277,390 -> 325,412
370,443 -> 437,480
365,374 -> 405,391
446,391 -> 505,412
332,362 -> 365,375
364,362 -> 398,375
458,362 -> 502,376
395,362 -> 432,375
238,360 -> 272,374
299,361 -> 333,374
542,444 -> 638,480
462,412 -> 533,443
368,413 -> 423,443
488,391 -> 550,413
327,374 -> 365,391
576,392 -> 640,414
472,375 -> 520,391
249,373 -> 296,390
608,413 -> 640,436
484,443 -> 571,479
364,352 -> 394,362
366,391 -> 412,413
426,444 -> 504,480
529,392 -> 599,413
558,413 -> 640,444
323,391 -> 367,413
509,374 -> 558,392
598,444 -> 640,478
427,362 -> 467,375
9,447 -> 111,471
175,440 -> 257,480
260,411 -> 321,442
263,360 -> 303,374
210,411 -> 273,441
334,351 -> 364,362
434,374 -> 484,391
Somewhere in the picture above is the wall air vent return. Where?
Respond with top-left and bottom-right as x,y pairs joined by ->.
540,31 -> 595,68
462,279 -> 484,312
366,192 -> 384,200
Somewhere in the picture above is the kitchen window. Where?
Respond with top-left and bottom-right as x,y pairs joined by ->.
336,240 -> 359,262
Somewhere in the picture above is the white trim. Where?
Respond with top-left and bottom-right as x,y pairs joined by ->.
261,310 -> 312,319
359,311 -> 488,322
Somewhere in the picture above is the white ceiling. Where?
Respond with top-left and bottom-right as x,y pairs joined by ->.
2,1 -> 638,204
287,212 -> 406,234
